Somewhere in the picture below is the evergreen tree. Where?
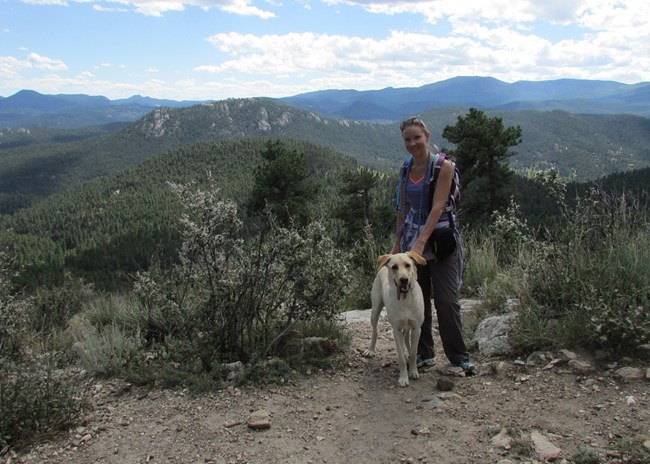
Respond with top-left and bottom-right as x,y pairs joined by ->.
247,140 -> 318,229
442,108 -> 522,224
334,166 -> 382,244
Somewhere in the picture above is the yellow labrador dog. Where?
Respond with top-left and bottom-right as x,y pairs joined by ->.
363,252 -> 426,387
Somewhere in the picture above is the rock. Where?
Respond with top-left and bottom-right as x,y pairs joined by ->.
615,366 -> 645,380
472,312 -> 518,357
543,359 -> 563,370
460,298 -> 483,314
436,364 -> 465,377
437,392 -> 461,401
481,360 -> 508,376
223,361 -> 245,381
490,428 -> 512,449
556,349 -> 578,362
568,359 -> 596,375
436,377 -> 455,391
411,427 -> 430,436
247,410 -> 271,430
531,430 -> 562,461
504,298 -> 521,312
422,397 -> 445,409
527,351 -> 552,366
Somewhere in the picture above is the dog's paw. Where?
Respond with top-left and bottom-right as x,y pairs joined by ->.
409,368 -> 420,380
362,349 -> 375,358
398,375 -> 410,387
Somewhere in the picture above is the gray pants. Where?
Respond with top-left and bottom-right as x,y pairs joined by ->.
416,250 -> 469,365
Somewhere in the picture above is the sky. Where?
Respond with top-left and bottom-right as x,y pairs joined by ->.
1,0 -> 649,101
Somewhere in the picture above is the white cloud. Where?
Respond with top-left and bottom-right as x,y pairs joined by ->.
30,0 -> 276,17
322,0 -> 541,24
198,15 -> 650,93
217,0 -> 276,18
28,52 -> 68,71
6,0 -> 650,99
93,4 -> 128,12
0,56 -> 32,78
21,0 -> 69,5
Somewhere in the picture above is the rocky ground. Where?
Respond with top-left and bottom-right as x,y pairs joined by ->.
6,308 -> 650,464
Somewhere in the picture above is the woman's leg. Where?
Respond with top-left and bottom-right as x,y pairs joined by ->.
416,262 -> 435,360
431,250 -> 469,365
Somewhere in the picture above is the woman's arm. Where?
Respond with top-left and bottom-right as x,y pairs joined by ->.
391,205 -> 409,254
409,160 -> 453,257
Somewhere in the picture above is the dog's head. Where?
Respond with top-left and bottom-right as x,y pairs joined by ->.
377,252 -> 426,300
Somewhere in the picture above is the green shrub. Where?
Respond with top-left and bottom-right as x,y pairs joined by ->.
235,356 -> 293,387
70,319 -> 143,376
0,250 -> 88,448
473,176 -> 649,355
131,181 -> 350,381
0,355 -> 88,448
340,224 -> 392,311
31,272 -> 94,333
572,447 -> 603,464
610,435 -> 650,463
461,231 -> 500,296
526,188 -> 650,352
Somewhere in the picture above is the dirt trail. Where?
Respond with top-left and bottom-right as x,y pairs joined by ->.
12,310 -> 650,464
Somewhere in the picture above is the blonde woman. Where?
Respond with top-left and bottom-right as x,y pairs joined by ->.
392,116 -> 475,375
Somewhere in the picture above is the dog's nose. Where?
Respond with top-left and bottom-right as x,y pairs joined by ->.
400,277 -> 409,285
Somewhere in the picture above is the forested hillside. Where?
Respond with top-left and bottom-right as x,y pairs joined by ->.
2,98 -> 650,218
415,108 -> 650,180
0,137 -> 362,290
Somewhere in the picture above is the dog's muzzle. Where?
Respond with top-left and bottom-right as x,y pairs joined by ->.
396,277 -> 411,300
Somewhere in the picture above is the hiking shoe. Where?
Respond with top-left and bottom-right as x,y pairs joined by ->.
458,359 -> 476,376
416,355 -> 435,368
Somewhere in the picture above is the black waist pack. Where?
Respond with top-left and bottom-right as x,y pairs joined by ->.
428,228 -> 457,261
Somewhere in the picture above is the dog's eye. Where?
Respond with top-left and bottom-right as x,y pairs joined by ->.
391,264 -> 398,270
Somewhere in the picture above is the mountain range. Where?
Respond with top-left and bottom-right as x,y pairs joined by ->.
2,97 -> 649,205
1,79 -> 649,290
2,77 -> 650,128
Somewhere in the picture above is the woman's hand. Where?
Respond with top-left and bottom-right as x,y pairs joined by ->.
410,240 -> 425,258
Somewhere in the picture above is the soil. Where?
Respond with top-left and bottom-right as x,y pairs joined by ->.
8,308 -> 650,464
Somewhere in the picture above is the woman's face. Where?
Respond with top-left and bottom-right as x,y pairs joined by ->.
402,124 -> 430,158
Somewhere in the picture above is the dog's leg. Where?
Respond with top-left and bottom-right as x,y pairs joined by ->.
392,328 -> 409,387
363,306 -> 380,357
363,278 -> 383,357
408,327 -> 421,380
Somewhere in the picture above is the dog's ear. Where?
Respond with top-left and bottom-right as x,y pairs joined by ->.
407,251 -> 427,266
377,254 -> 392,269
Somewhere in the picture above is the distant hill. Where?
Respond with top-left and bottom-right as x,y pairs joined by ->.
0,89 -> 202,129
2,77 -> 650,129
0,138 -> 360,289
1,98 -> 649,216
281,77 -> 650,121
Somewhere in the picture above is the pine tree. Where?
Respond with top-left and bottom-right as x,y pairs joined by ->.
442,108 -> 522,224
247,140 -> 318,229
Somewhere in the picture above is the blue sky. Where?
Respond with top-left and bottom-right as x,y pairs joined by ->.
1,0 -> 649,100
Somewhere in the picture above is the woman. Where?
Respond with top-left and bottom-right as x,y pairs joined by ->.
392,116 -> 475,375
